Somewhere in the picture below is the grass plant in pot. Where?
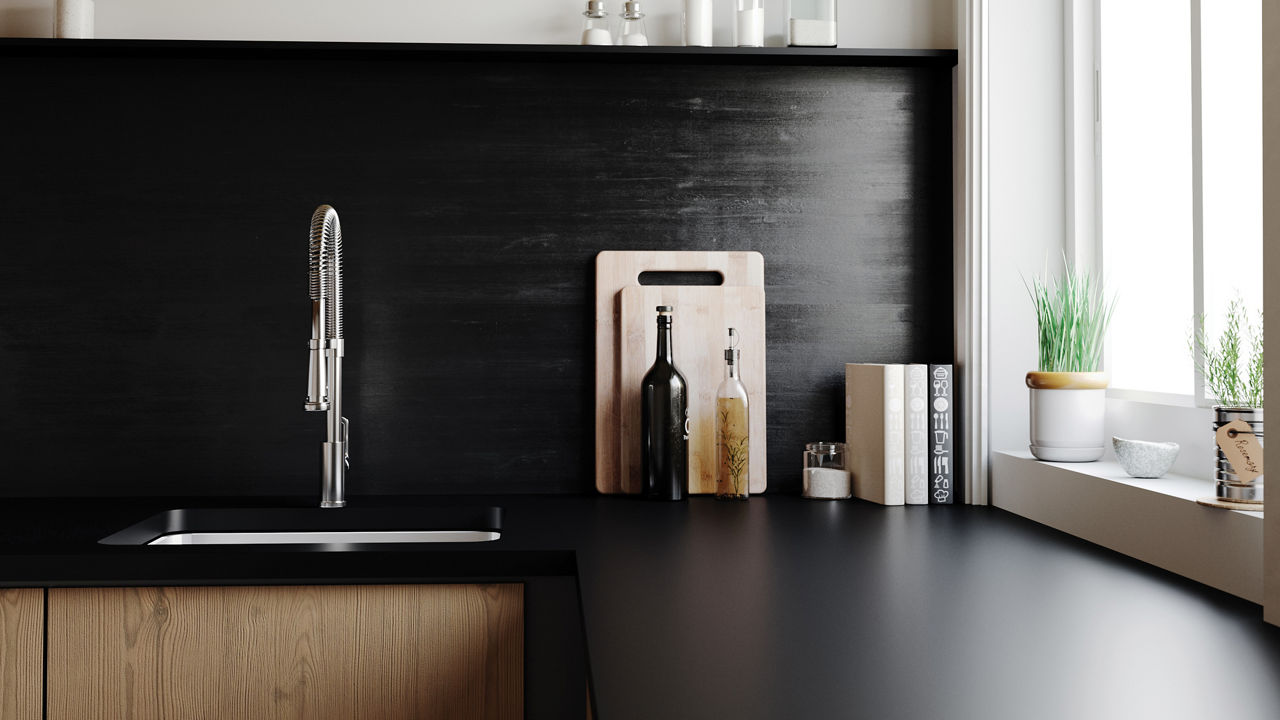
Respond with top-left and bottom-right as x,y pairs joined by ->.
1026,265 -> 1116,462
1192,299 -> 1264,502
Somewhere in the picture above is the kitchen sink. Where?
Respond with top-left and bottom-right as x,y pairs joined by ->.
146,530 -> 499,545
99,506 -> 503,546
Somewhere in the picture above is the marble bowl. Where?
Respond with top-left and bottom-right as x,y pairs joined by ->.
1111,436 -> 1180,478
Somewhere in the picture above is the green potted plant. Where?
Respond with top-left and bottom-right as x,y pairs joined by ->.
1192,299 -> 1264,502
1026,264 -> 1117,462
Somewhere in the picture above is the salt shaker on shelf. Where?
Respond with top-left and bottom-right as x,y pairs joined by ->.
735,0 -> 765,47
803,442 -> 851,499
618,1 -> 649,46
581,0 -> 613,45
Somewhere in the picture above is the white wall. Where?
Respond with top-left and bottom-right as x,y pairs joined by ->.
0,0 -> 955,48
986,0 -> 1066,459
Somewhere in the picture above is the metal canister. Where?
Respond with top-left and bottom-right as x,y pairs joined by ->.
1214,406 -> 1263,503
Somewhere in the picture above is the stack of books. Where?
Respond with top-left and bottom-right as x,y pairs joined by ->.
844,363 -> 955,505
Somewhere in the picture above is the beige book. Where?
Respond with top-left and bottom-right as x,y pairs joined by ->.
845,363 -> 906,505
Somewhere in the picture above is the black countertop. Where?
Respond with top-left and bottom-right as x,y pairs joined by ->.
2,494 -> 1279,719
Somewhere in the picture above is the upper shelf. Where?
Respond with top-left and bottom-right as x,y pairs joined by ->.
0,38 -> 957,68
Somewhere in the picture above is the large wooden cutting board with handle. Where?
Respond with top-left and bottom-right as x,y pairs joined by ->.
595,250 -> 765,494
619,286 -> 767,494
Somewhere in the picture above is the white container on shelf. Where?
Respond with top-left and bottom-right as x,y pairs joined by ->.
787,0 -> 836,47
684,0 -> 713,47
55,0 -> 95,39
735,0 -> 764,47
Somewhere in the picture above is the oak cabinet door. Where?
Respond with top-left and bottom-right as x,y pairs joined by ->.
0,589 -> 42,720
47,583 -> 523,720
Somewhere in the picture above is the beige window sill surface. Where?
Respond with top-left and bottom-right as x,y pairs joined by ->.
992,450 -> 1263,603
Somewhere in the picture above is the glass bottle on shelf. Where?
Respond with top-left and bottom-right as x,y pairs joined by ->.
581,0 -> 612,46
735,0 -> 765,47
787,0 -> 836,47
618,1 -> 649,46
640,306 -> 688,501
715,328 -> 750,499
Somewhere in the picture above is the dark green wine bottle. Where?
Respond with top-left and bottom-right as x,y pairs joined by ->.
640,306 -> 688,501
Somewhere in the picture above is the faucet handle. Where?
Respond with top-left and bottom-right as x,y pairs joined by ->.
305,340 -> 329,412
341,417 -> 350,469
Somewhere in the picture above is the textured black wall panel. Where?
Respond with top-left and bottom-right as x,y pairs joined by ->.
0,44 -> 953,496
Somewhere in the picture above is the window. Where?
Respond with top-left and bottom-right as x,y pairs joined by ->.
1098,0 -> 1262,405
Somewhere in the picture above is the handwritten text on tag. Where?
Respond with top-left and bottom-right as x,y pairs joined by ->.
1215,419 -> 1264,484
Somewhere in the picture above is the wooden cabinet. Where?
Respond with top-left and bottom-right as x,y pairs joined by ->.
0,589 -> 42,720
47,583 -> 523,720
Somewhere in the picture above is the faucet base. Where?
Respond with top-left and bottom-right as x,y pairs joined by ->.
321,438 -> 347,509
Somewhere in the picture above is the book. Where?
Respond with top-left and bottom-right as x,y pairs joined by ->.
928,364 -> 955,504
904,364 -> 929,504
845,363 -> 905,505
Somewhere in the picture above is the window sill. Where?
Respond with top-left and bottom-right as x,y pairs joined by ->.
991,450 -> 1262,603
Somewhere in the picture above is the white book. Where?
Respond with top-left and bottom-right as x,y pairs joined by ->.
845,363 -> 906,505
904,364 -> 929,505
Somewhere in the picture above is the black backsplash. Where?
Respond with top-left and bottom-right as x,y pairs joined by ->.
0,42 -> 954,497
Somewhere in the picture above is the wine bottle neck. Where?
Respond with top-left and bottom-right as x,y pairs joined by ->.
725,361 -> 739,379
656,320 -> 673,363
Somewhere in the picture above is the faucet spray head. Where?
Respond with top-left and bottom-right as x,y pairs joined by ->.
305,204 -> 341,412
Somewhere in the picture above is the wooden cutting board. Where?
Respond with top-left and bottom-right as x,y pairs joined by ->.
594,250 -> 765,494
619,286 -> 767,494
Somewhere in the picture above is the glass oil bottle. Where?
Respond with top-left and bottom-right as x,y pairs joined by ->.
715,328 -> 750,499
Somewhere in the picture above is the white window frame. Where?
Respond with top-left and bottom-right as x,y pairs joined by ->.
1074,0 -> 1238,414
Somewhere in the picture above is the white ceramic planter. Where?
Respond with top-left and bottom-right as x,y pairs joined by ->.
1027,371 -> 1108,462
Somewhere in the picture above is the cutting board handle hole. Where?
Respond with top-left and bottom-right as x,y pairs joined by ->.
637,271 -> 724,286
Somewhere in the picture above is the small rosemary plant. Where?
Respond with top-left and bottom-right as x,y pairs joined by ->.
1191,299 -> 1264,408
1027,264 -> 1117,373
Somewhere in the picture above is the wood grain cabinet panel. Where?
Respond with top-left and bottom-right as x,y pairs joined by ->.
47,584 -> 523,720
0,589 -> 42,720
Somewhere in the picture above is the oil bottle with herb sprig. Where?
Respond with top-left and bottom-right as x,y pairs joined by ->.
715,328 -> 750,499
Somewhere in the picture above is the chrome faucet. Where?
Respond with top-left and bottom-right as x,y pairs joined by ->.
304,204 -> 348,508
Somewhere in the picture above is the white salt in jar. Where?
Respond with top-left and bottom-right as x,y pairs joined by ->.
802,442 -> 851,499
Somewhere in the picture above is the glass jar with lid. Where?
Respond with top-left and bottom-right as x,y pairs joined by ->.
802,442 -> 851,499
787,0 -> 837,47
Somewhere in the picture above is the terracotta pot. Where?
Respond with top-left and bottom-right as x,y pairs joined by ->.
1026,371 -> 1109,462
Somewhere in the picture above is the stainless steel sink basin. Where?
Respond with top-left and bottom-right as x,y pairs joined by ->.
100,506 -> 503,546
148,530 -> 500,545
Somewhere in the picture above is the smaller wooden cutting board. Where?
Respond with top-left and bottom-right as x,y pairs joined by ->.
619,286 -> 767,494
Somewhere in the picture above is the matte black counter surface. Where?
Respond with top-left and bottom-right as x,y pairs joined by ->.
1,495 -> 1278,719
